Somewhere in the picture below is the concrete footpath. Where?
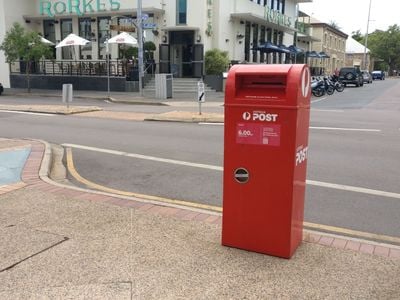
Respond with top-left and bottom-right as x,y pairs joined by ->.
0,88 -> 225,123
1,138 -> 400,299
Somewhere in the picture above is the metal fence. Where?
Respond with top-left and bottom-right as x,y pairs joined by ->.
10,60 -> 157,78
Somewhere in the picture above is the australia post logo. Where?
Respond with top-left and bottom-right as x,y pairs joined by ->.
242,111 -> 278,122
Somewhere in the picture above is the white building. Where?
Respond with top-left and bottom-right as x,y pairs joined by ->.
0,0 -> 312,89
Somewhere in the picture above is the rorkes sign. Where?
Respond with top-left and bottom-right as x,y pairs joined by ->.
40,0 -> 121,17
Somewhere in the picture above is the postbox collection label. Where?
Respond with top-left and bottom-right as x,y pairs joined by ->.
236,123 -> 281,146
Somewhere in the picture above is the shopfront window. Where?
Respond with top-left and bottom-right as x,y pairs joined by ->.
60,19 -> 72,59
43,20 -> 56,43
176,0 -> 187,24
79,18 -> 92,59
98,17 -> 111,59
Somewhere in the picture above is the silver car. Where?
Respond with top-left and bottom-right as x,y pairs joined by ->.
362,71 -> 373,84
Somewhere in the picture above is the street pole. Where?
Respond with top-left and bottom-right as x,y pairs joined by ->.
137,0 -> 144,96
363,0 -> 372,70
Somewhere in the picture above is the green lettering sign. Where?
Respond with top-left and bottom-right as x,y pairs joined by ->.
40,1 -> 53,17
68,0 -> 83,16
264,6 -> 292,28
39,0 -> 120,16
109,0 -> 120,11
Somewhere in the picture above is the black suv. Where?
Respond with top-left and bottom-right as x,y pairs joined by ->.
339,67 -> 364,87
0,83 -> 3,95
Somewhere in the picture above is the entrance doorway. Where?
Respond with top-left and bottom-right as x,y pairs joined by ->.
158,31 -> 203,78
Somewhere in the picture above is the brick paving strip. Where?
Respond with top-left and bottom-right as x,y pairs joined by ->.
1,138 -> 399,260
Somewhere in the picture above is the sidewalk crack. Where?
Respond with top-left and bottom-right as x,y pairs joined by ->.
0,237 -> 69,273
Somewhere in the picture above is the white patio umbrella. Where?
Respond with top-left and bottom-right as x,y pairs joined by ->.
40,36 -> 55,46
105,32 -> 138,98
55,33 -> 90,48
55,33 -> 91,61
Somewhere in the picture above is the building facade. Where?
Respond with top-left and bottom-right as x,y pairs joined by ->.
0,0 -> 312,89
306,18 -> 348,75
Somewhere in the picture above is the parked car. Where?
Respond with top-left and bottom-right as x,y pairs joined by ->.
371,70 -> 385,80
0,82 -> 3,95
339,67 -> 364,87
361,70 -> 373,83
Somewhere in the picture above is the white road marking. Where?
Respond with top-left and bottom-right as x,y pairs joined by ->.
199,122 -> 224,126
306,180 -> 400,200
62,143 -> 223,171
62,143 -> 400,200
310,126 -> 381,132
311,97 -> 327,103
311,109 -> 344,112
0,110 -> 55,117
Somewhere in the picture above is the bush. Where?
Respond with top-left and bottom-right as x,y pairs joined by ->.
205,49 -> 229,75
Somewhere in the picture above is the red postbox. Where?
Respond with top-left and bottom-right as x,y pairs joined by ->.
222,64 -> 311,259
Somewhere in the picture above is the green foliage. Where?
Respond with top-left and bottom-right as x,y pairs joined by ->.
329,21 -> 341,30
144,41 -> 156,60
205,49 -> 229,75
0,22 -> 53,92
368,25 -> 400,74
0,23 -> 53,63
351,30 -> 364,44
144,41 -> 156,52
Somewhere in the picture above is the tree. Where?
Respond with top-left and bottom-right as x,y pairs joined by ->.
0,23 -> 53,92
329,21 -> 341,30
351,30 -> 364,43
205,49 -> 229,75
368,25 -> 400,75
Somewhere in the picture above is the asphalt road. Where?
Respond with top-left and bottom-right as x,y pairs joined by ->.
0,79 -> 399,240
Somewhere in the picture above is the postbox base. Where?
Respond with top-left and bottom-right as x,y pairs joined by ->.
222,237 -> 302,259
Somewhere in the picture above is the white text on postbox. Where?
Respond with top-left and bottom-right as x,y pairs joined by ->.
295,146 -> 308,166
242,111 -> 278,122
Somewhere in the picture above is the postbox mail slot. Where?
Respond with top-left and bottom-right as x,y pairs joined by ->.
235,74 -> 286,99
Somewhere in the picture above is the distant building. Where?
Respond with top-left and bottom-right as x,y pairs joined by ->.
345,37 -> 372,71
305,17 -> 348,75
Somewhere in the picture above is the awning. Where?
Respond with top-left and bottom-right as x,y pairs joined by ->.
319,51 -> 330,58
288,45 -> 304,54
278,44 -> 291,54
306,51 -> 321,58
253,42 -> 290,53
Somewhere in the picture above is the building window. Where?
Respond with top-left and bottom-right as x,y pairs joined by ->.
98,17 -> 110,59
177,0 -> 187,24
79,18 -> 92,59
252,24 -> 259,63
43,20 -> 56,44
60,19 -> 72,59
244,22 -> 251,62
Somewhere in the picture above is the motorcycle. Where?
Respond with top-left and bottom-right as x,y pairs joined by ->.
330,75 -> 345,92
311,77 -> 325,97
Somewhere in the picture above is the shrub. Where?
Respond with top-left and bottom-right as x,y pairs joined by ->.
205,49 -> 229,75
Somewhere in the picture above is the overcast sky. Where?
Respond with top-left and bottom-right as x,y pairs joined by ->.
298,0 -> 399,36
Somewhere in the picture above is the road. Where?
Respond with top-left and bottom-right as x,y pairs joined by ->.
0,79 -> 399,242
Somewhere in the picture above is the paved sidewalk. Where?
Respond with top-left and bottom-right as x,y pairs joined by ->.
0,138 -> 399,299
1,88 -> 224,123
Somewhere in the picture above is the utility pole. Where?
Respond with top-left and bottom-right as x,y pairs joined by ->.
137,0 -> 144,96
363,0 -> 372,70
